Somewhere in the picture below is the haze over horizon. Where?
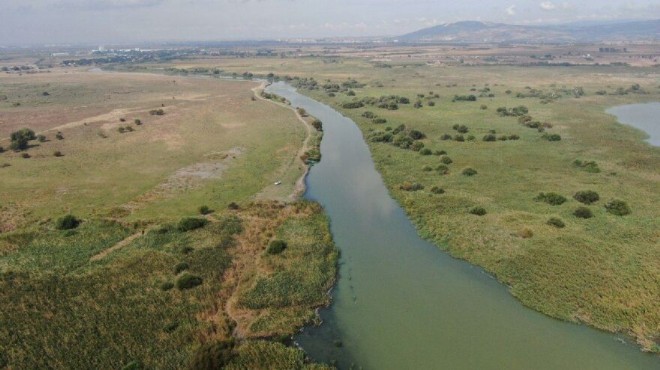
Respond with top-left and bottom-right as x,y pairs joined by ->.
1,0 -> 659,45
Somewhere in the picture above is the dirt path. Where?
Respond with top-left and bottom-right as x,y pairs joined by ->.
251,82 -> 313,201
89,231 -> 144,262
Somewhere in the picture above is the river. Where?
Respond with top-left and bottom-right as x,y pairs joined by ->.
607,102 -> 660,147
265,83 -> 659,370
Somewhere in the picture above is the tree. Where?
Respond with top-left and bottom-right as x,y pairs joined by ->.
9,128 -> 36,151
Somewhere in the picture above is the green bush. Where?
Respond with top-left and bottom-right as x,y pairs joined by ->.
436,164 -> 449,175
469,207 -> 487,216
462,168 -> 477,176
160,281 -> 174,291
535,192 -> 567,206
547,217 -> 565,228
411,141 -> 425,151
56,215 -> 81,230
483,134 -> 497,142
508,134 -> 520,140
454,135 -> 465,142
542,133 -> 562,141
400,182 -> 424,191
605,200 -> 631,216
422,165 -> 433,171
177,217 -> 208,232
440,156 -> 453,165
573,159 -> 600,173
440,134 -> 453,140
176,273 -> 203,290
228,202 -> 240,210
187,340 -> 235,370
573,190 -> 600,205
174,262 -> 190,274
434,150 -> 447,155
574,207 -> 594,219
408,129 -> 426,140
430,186 -> 445,194
419,148 -> 432,155
198,205 -> 211,215
266,240 -> 287,255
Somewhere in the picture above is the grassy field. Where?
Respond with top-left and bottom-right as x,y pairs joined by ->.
0,68 -> 336,368
195,56 -> 660,351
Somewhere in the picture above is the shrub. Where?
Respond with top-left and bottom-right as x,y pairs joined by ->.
174,262 -> 190,274
362,111 -> 375,119
440,156 -> 453,165
373,118 -> 387,124
228,202 -> 240,210
37,134 -> 46,142
176,273 -> 203,290
21,153 -> 30,159
573,190 -> 600,205
462,168 -> 477,176
454,135 -> 465,142
119,118 -> 126,122
436,164 -> 449,175
55,132 -> 64,140
498,135 -> 508,141
160,282 -> 174,291
435,150 -> 447,155
187,340 -> 235,370
542,133 -> 562,141
483,134 -> 497,142
547,217 -> 565,228
419,148 -> 432,155
422,165 -> 433,171
574,207 -> 594,219
605,200 -> 631,216
267,240 -> 287,255
409,130 -> 426,140
456,125 -> 469,134
177,217 -> 208,232
198,205 -> 211,215
53,151 -> 63,157
441,134 -> 453,140
342,101 -> 364,109
467,135 -> 476,141
400,182 -> 424,191
149,108 -> 165,115
311,119 -> 323,131
134,119 -> 142,125
480,104 -> 488,110
535,192 -> 567,205
428,101 -> 436,106
411,141 -> 425,151
469,207 -> 487,216
56,214 -> 81,230
508,134 -> 520,140
430,186 -> 445,194
573,159 -> 600,173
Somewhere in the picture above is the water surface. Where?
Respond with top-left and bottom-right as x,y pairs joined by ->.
607,102 -> 660,146
266,82 -> 658,370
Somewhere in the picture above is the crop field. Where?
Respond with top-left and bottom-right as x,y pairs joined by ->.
193,55 -> 660,351
0,67 -> 336,368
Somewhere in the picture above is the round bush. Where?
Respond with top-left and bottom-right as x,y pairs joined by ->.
430,186 -> 445,194
177,217 -> 208,232
535,192 -> 567,206
174,262 -> 190,274
440,134 -> 453,140
440,156 -> 453,165
227,202 -> 240,210
198,205 -> 211,215
434,150 -> 447,156
188,340 -> 235,370
56,214 -> 81,230
160,281 -> 174,291
454,135 -> 465,142
469,207 -> 487,216
422,165 -> 433,171
462,168 -> 477,176
547,217 -> 565,228
419,148 -> 432,155
517,228 -> 534,239
267,240 -> 287,254
573,207 -> 594,219
482,134 -> 497,142
176,273 -> 203,290
573,190 -> 599,205
605,199 -> 631,216
436,164 -> 449,175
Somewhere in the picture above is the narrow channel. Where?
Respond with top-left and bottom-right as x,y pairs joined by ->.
265,82 -> 659,370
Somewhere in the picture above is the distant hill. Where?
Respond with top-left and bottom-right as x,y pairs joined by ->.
398,20 -> 660,43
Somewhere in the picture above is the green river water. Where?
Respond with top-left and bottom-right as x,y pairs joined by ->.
266,83 -> 659,370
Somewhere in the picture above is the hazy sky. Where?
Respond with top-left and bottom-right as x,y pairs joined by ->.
1,0 -> 658,45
